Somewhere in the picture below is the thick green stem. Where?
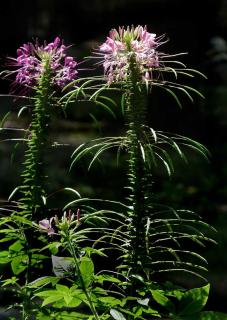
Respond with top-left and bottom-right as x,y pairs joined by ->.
125,56 -> 151,284
20,61 -> 52,217
20,59 -> 53,319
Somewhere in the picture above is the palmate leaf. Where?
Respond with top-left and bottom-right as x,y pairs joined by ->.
155,86 -> 183,108
34,285 -> 85,308
70,137 -> 125,170
148,247 -> 208,265
63,84 -> 212,284
61,77 -> 121,120
61,197 -> 128,252
111,201 -> 216,281
94,100 -> 116,118
64,197 -> 129,211
150,65 -> 206,107
153,130 -> 209,161
147,260 -> 208,275
70,125 -> 209,178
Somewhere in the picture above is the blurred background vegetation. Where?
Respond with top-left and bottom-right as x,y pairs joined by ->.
0,0 -> 227,313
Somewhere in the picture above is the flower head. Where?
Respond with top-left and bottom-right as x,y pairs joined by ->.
98,25 -> 163,84
38,209 -> 80,237
39,218 -> 55,235
8,37 -> 78,90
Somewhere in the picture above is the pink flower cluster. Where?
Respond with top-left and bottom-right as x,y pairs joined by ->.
9,37 -> 78,89
99,26 -> 160,84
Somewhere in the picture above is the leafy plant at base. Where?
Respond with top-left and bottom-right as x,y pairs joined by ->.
31,210 -> 129,319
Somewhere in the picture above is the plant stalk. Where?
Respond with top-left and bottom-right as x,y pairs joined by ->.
21,58 -> 53,319
125,55 -> 152,287
68,239 -> 100,320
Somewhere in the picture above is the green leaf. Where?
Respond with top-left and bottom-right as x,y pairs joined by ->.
9,240 -> 24,252
18,106 -> 28,118
121,93 -> 126,115
64,297 -> 82,308
56,284 -> 70,294
79,257 -> 94,287
41,294 -> 63,307
84,247 -> 107,257
63,187 -> 81,198
178,284 -> 210,315
143,308 -> 161,317
95,274 -> 121,284
99,95 -> 118,108
0,111 -> 11,127
95,101 -> 116,118
161,87 -> 183,108
8,186 -> 20,201
0,251 -> 10,264
1,276 -> 18,287
29,276 -> 59,288
70,287 -> 87,302
151,290 -> 175,312
42,241 -> 61,255
63,294 -> 73,306
11,255 -> 27,275
151,290 -> 171,306
110,309 -> 126,320
130,274 -> 145,283
12,215 -> 32,226
35,290 -> 63,298
36,312 -> 52,320
166,289 -> 185,301
31,253 -> 48,265
99,296 -> 121,307
36,287 -> 82,308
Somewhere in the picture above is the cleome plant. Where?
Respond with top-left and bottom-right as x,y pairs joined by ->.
0,26 -> 226,320
0,37 -> 80,318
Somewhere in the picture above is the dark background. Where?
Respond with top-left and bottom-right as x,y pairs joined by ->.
1,0 -> 227,313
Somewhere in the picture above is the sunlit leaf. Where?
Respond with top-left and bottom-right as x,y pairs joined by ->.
110,309 -> 126,320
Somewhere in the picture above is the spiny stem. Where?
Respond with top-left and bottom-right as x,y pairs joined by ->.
20,60 -> 52,217
125,55 -> 152,285
20,59 -> 53,318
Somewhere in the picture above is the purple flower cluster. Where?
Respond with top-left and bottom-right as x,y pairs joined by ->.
98,26 -> 161,84
38,209 -> 80,236
9,37 -> 78,89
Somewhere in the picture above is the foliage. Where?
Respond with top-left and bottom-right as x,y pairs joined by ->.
0,26 -> 226,320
